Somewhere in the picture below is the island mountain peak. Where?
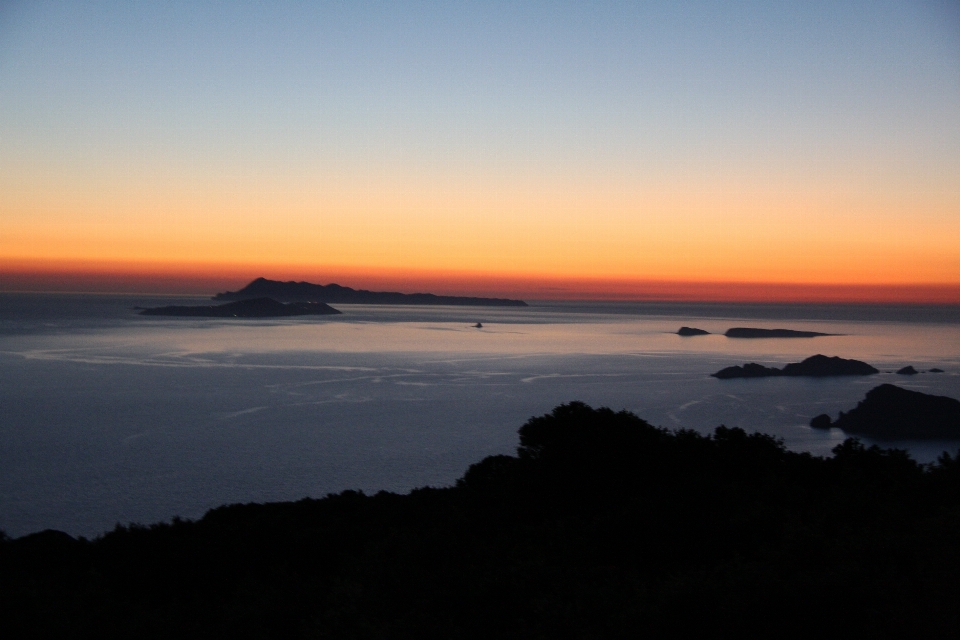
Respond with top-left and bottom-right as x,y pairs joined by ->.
214,278 -> 528,307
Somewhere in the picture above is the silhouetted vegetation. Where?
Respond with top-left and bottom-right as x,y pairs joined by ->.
2,402 -> 960,638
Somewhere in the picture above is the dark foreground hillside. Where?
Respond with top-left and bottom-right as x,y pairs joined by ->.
3,402 -> 960,638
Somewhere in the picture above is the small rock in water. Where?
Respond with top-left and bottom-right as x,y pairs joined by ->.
474,322 -> 483,328
896,366 -> 919,375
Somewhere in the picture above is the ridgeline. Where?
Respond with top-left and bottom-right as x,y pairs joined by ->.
213,278 -> 528,307
2,402 -> 959,638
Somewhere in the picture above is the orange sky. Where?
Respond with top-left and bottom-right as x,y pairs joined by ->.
2,257 -> 959,304
3,167 -> 959,302
2,2 -> 958,303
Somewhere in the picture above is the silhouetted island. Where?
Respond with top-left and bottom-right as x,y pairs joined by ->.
896,366 -> 919,375
724,327 -> 832,338
213,277 -> 528,306
677,326 -> 710,336
712,354 -> 879,379
2,401 -> 959,637
930,368 -> 945,373
140,297 -> 341,317
810,384 -> 960,439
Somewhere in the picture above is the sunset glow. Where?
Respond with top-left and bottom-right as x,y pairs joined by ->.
1,1 -> 958,302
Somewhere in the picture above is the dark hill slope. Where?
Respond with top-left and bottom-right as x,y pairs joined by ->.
2,403 -> 959,638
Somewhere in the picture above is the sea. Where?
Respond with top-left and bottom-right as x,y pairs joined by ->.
2,292 -> 959,538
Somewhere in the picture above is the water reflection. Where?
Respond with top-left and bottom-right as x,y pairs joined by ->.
1,296 -> 958,537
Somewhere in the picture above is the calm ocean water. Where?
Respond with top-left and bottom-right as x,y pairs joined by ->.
2,292 -> 959,538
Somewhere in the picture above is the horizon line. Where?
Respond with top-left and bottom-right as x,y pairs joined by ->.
4,289 -> 960,308
3,266 -> 960,305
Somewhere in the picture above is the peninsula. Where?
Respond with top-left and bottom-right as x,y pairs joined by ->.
140,297 -> 341,318
724,327 -> 832,338
213,277 -> 528,306
712,354 -> 879,379
810,384 -> 960,439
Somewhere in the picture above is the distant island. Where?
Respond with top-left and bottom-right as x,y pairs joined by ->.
724,327 -> 833,338
811,384 -> 960,439
213,277 -> 528,307
140,297 -> 341,318
896,366 -> 919,375
677,326 -> 710,336
712,354 -> 879,379
677,327 -> 834,338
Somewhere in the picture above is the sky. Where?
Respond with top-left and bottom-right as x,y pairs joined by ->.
1,1 -> 958,301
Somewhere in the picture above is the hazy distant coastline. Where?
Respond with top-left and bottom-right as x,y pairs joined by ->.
140,297 -> 341,318
140,298 -> 340,318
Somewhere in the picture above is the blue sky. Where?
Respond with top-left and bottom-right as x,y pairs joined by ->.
1,1 -> 958,293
